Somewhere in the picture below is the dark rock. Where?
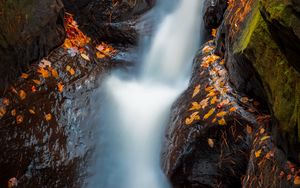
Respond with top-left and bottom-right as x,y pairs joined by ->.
0,0 -> 65,94
203,0 -> 227,30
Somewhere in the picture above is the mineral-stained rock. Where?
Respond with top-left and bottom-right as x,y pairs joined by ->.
0,0 -> 65,93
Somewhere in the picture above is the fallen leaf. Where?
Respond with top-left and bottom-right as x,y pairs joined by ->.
51,69 -> 59,78
202,45 -> 214,54
2,98 -> 10,106
11,109 -> 16,116
16,115 -> 24,124
255,149 -> 262,158
260,128 -> 265,134
294,176 -> 300,185
216,111 -> 227,117
261,136 -> 270,141
210,96 -> 218,104
220,59 -> 225,65
246,125 -> 253,134
45,113 -> 52,121
57,83 -> 64,93
19,90 -> 26,100
81,53 -> 90,61
207,90 -> 217,97
33,79 -> 41,85
185,112 -> 200,125
39,59 -> 51,68
37,67 -> 49,78
205,86 -> 214,92
31,86 -> 37,92
28,109 -> 35,115
212,118 -> 217,123
229,107 -> 237,112
218,118 -> 227,126
66,65 -> 75,75
204,108 -> 215,120
21,73 -> 29,79
0,107 -> 6,118
192,84 -> 201,98
241,97 -> 249,103
96,52 -> 106,59
208,138 -> 214,148
200,98 -> 209,109
211,29 -> 217,37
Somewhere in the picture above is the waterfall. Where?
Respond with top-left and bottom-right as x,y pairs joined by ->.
88,0 -> 203,187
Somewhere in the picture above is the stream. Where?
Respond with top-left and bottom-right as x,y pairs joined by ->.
88,0 -> 203,187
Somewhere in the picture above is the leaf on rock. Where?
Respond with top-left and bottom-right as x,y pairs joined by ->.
16,115 -> 24,124
200,98 -> 209,109
192,84 -> 201,98
28,109 -> 35,115
21,73 -> 29,79
294,176 -> 300,185
81,53 -> 90,61
216,111 -> 227,117
39,59 -> 52,68
31,86 -> 37,93
255,149 -> 262,158
218,118 -> 226,126
66,65 -> 75,75
261,136 -> 270,141
208,138 -> 214,148
185,112 -> 200,125
246,125 -> 253,134
204,108 -> 215,120
11,109 -> 16,116
96,52 -> 106,59
51,69 -> 59,78
19,90 -> 26,100
260,128 -> 265,134
45,113 -> 52,121
189,102 -> 201,111
210,96 -> 218,104
0,107 -> 6,118
37,68 -> 49,78
229,107 -> 237,112
202,45 -> 214,54
57,83 -> 64,93
2,98 -> 10,106
33,79 -> 41,85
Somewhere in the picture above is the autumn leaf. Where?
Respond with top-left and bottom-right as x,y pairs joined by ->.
31,86 -> 37,93
81,53 -> 90,61
212,118 -> 217,123
216,111 -> 227,117
241,97 -> 249,103
220,59 -> 225,65
204,108 -> 215,120
39,59 -> 51,68
2,98 -> 10,106
45,113 -> 52,121
218,118 -> 227,126
189,102 -> 201,111
66,65 -> 75,75
96,52 -> 106,59
28,109 -> 35,115
294,176 -> 300,185
16,115 -> 24,124
185,112 -> 200,125
51,69 -> 59,78
19,90 -> 26,100
211,29 -> 217,37
21,73 -> 29,79
260,128 -> 265,134
229,107 -> 237,112
210,96 -> 218,104
37,67 -> 49,78
0,107 -> 6,118
192,84 -> 201,98
11,109 -> 16,116
255,149 -> 262,158
261,136 -> 270,141
57,82 -> 64,93
246,125 -> 253,134
207,90 -> 217,97
202,45 -> 214,54
33,79 -> 41,85
200,98 -> 209,109
208,138 -> 214,148
205,86 -> 214,92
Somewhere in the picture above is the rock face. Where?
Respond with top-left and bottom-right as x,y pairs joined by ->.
0,0 -> 65,93
163,0 -> 300,187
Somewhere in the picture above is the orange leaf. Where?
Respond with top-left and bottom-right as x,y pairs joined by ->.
185,112 -> 200,125
210,96 -> 218,104
192,84 -> 201,98
208,138 -> 214,148
19,90 -> 26,100
202,45 -> 214,54
28,109 -> 35,115
21,73 -> 29,79
260,128 -> 265,134
51,69 -> 59,78
255,149 -> 262,158
2,98 -> 10,106
246,125 -> 253,134
216,111 -> 227,117
16,115 -> 24,124
189,102 -> 201,111
66,65 -> 75,75
11,109 -> 16,116
294,176 -> 300,185
81,53 -> 90,61
0,107 -> 6,118
229,107 -> 237,112
205,86 -> 214,92
204,108 -> 215,120
37,67 -> 49,78
57,82 -> 64,93
31,86 -> 37,93
218,118 -> 227,126
33,79 -> 41,85
211,29 -> 217,37
45,113 -> 52,121
96,52 -> 106,59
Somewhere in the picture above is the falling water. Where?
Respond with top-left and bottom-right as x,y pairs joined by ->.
88,0 -> 203,187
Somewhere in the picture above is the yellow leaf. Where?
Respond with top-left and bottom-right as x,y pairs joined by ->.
212,118 -> 217,123
81,53 -> 90,61
28,109 -> 35,115
21,73 -> 29,79
33,79 -> 41,85
96,52 -> 106,59
260,128 -> 265,134
261,136 -> 270,141
16,115 -> 24,124
51,69 -> 59,78
19,90 -> 26,100
220,59 -> 225,65
229,107 -> 237,112
246,125 -> 253,134
208,138 -> 214,148
211,29 -> 217,37
37,67 -> 49,78
218,118 -> 227,126
255,149 -> 262,158
204,108 -> 215,120
216,111 -> 227,117
202,45 -> 214,54
200,98 -> 209,109
57,82 -> 64,93
207,90 -> 217,97
294,176 -> 300,185
185,112 -> 200,125
66,65 -> 75,75
210,96 -> 218,104
45,113 -> 52,121
0,107 -> 6,118
63,39 -> 73,49
192,84 -> 201,98
205,86 -> 214,92
189,102 -> 201,111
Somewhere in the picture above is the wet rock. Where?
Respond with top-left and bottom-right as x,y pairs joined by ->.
0,0 -> 65,93
203,0 -> 227,30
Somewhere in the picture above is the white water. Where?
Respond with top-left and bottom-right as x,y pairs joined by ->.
88,0 -> 202,187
